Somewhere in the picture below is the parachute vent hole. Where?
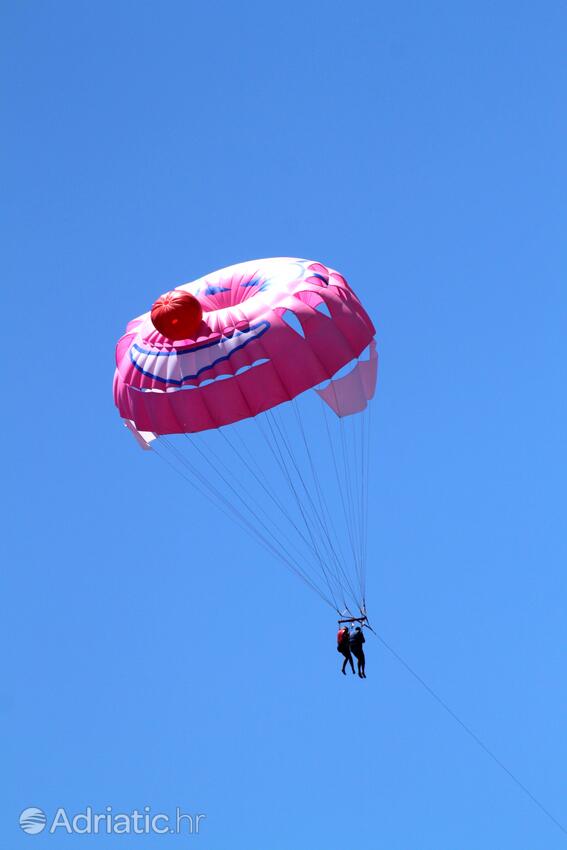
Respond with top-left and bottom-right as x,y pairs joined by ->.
281,309 -> 305,338
315,301 -> 332,319
235,359 -> 268,377
332,358 -> 358,381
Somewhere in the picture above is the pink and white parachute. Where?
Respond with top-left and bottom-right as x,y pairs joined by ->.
114,258 -> 377,615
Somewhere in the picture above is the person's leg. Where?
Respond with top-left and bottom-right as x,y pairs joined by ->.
348,651 -> 355,674
341,654 -> 348,674
360,650 -> 366,677
357,655 -> 363,677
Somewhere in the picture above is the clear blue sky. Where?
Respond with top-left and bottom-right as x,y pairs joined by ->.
2,1 -> 566,847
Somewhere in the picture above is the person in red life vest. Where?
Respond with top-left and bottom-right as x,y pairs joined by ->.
349,626 -> 366,678
337,626 -> 355,675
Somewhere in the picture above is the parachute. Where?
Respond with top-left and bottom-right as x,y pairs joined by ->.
114,258 -> 377,618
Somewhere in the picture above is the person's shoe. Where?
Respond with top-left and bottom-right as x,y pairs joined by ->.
341,669 -> 346,675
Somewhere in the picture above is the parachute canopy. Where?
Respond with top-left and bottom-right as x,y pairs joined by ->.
114,258 -> 378,616
114,258 -> 375,434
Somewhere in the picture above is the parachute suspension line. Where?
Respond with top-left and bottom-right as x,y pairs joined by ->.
352,410 -> 366,599
216,425 -> 323,563
290,398 -> 361,612
357,410 -> 367,595
151,391 -> 372,618
217,421 -> 351,609
330,376 -> 371,617
361,402 -> 372,608
180,431 -> 341,608
338,389 -> 370,614
319,397 -> 364,612
356,406 -> 367,607
181,431 -> 315,574
163,436 -> 339,610
258,407 -> 357,613
358,410 -> 366,604
161,436 -> 301,579
338,414 -> 364,600
264,405 -> 361,614
338,416 -> 360,588
319,400 -> 360,609
155,436 -> 338,610
354,402 -> 371,611
154,439 -> 290,574
290,397 -> 349,575
257,410 -> 344,613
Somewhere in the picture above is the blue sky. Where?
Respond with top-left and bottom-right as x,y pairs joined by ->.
2,1 -> 567,847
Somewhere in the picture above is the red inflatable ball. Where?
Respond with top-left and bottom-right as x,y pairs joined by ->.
150,290 -> 203,340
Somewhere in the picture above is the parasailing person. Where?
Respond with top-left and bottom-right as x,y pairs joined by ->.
349,626 -> 366,678
337,625 -> 355,675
